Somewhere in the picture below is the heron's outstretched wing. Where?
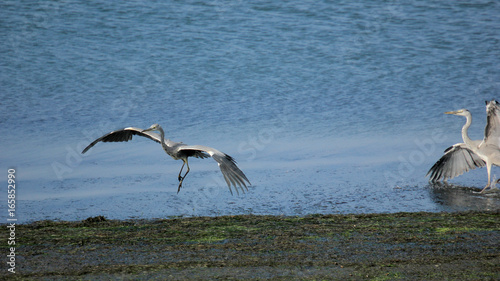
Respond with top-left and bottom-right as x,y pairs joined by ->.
178,145 -> 251,194
427,144 -> 486,182
82,127 -> 161,154
483,99 -> 500,147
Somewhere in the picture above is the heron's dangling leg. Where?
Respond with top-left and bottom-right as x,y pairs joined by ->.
178,161 -> 186,182
480,162 -> 493,193
177,159 -> 191,193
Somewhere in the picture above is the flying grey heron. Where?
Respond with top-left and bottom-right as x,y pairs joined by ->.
82,123 -> 251,194
427,99 -> 500,193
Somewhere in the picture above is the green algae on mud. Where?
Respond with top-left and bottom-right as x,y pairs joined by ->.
3,211 -> 499,280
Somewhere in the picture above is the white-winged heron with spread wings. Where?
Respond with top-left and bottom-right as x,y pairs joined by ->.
82,124 -> 251,194
427,99 -> 500,193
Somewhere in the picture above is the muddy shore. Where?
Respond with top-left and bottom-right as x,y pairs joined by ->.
2,211 -> 499,280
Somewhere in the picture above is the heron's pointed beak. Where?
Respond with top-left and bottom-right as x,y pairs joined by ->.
444,111 -> 458,115
142,127 -> 153,133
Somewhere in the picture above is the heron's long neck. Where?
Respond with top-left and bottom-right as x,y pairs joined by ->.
157,127 -> 170,153
461,113 -> 473,145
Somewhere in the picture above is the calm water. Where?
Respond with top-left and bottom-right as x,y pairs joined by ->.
1,1 -> 500,223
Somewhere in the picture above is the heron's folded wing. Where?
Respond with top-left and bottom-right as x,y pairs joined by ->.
426,144 -> 485,182
82,127 -> 161,154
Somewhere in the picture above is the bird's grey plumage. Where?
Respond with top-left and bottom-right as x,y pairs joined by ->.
427,100 -> 500,193
82,124 -> 250,194
482,100 -> 500,147
81,127 -> 161,154
427,144 -> 485,182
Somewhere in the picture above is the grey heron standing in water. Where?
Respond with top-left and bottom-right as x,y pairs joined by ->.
427,99 -> 500,193
82,124 -> 251,194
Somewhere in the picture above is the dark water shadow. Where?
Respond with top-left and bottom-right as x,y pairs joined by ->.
426,182 -> 500,212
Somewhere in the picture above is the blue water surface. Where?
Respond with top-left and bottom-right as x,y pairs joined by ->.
1,1 -> 499,222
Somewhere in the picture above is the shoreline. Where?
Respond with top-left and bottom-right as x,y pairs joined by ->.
3,211 -> 499,280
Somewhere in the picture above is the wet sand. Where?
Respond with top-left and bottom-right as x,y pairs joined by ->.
4,211 -> 499,280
